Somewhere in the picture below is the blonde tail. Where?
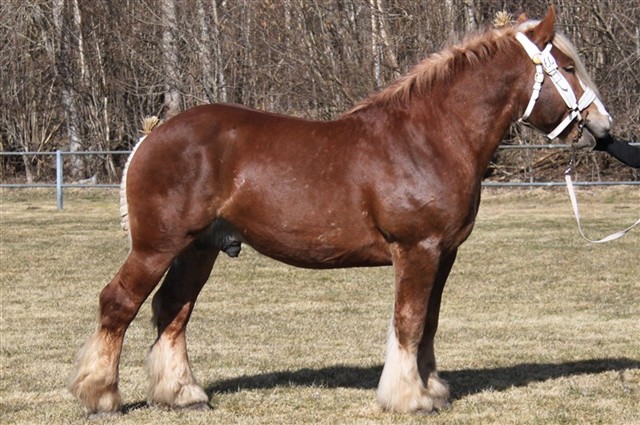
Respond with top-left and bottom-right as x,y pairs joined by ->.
120,116 -> 163,235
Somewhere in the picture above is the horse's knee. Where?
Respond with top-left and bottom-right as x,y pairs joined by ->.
100,251 -> 174,329
97,277 -> 140,332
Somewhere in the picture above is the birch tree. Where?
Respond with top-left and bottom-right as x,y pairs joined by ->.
212,0 -> 228,102
370,0 -> 399,84
161,0 -> 181,119
196,0 -> 215,102
53,0 -> 86,179
464,0 -> 477,32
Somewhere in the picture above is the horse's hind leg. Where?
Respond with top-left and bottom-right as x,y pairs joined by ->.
147,242 -> 219,408
68,248 -> 175,415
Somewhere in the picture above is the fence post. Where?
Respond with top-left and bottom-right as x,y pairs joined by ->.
56,150 -> 63,209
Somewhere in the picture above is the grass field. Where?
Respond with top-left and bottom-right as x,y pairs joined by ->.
1,188 -> 638,424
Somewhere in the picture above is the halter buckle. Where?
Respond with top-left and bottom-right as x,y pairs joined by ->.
540,52 -> 557,72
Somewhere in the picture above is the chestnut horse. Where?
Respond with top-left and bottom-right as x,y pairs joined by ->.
69,7 -> 612,416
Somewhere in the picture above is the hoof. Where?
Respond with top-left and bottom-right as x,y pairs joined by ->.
416,401 -> 451,416
180,401 -> 212,411
436,401 -> 452,411
416,409 -> 438,417
87,410 -> 123,420
122,401 -> 148,414
152,401 -> 212,412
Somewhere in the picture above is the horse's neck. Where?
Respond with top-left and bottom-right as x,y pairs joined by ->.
416,46 -> 530,173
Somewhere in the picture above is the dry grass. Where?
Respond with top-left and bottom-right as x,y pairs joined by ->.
1,188 -> 638,424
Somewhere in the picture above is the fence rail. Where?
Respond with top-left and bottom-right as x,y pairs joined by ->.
2,145 -> 639,209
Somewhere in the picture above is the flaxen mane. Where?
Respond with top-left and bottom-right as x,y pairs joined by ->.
347,20 -> 598,114
346,26 -> 518,114
120,116 -> 162,234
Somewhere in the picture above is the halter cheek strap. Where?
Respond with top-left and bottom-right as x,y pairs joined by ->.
515,32 -> 607,140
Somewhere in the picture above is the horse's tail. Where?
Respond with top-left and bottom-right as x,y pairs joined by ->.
120,116 -> 163,235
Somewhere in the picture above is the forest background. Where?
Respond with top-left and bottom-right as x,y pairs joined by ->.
2,0 -> 639,183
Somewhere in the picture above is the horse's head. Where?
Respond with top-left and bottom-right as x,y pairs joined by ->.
515,6 -> 611,148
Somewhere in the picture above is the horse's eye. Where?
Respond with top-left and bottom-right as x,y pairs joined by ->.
563,64 -> 576,73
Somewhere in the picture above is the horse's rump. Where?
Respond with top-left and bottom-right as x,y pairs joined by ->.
120,116 -> 163,234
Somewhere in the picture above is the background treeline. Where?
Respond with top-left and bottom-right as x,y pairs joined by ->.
1,0 -> 639,183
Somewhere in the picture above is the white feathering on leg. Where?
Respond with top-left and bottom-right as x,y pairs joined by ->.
376,319 -> 449,413
147,336 -> 208,407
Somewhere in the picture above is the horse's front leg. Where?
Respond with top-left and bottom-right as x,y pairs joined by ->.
377,241 -> 456,414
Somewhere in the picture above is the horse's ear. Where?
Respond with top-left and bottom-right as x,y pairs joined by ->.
517,13 -> 528,24
529,6 -> 555,47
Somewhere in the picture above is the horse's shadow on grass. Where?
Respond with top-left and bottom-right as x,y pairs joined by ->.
205,357 -> 639,400
122,358 -> 638,413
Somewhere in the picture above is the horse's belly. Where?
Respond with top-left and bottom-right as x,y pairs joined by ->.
250,240 -> 392,269
228,215 -> 392,269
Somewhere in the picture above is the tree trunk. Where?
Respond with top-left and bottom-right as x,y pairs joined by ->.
196,0 -> 214,102
53,0 -> 86,180
212,0 -> 227,102
241,0 -> 254,105
161,0 -> 181,119
369,0 -> 382,89
464,0 -> 477,32
373,0 -> 399,79
445,0 -> 456,34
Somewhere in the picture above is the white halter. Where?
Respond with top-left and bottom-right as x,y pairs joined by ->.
515,32 -> 609,140
515,32 -> 640,243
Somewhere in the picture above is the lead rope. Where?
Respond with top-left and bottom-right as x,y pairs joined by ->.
564,139 -> 640,243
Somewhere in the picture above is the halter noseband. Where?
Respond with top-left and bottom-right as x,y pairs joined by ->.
515,32 -> 608,140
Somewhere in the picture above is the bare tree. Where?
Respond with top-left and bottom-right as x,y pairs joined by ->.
53,0 -> 86,179
1,1 -> 61,182
370,0 -> 399,86
212,0 -> 228,102
464,0 -> 477,32
161,0 -> 181,119
1,0 -> 638,184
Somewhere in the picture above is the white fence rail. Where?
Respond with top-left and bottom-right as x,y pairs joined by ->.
2,146 -> 639,209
